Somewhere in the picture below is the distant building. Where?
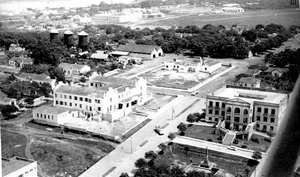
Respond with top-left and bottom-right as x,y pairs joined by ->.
2,157 -> 37,177
8,44 -> 25,52
118,56 -> 142,66
234,77 -> 261,88
205,87 -> 288,133
222,7 -> 244,13
116,44 -> 163,60
53,74 -> 150,122
142,13 -> 164,19
92,13 -> 142,24
264,67 -> 289,78
59,63 -> 91,78
33,105 -> 79,126
18,73 -> 56,89
8,57 -> 33,68
90,51 -> 110,61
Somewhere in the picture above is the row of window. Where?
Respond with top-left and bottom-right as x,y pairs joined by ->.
226,107 -> 249,115
256,116 -> 275,123
36,113 -> 54,120
225,116 -> 248,123
18,167 -> 37,177
256,107 -> 276,115
208,101 -> 226,108
257,124 -> 274,131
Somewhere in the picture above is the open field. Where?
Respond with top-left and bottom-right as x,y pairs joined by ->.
143,9 -> 300,28
1,129 -> 27,158
155,144 -> 256,175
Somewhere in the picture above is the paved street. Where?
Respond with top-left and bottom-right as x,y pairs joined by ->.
80,96 -> 206,177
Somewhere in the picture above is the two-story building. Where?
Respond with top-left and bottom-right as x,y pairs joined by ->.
2,157 -> 37,177
52,74 -> 149,122
18,73 -> 56,89
205,87 -> 287,133
8,57 -> 33,68
59,63 -> 91,79
264,67 -> 289,78
234,77 -> 261,88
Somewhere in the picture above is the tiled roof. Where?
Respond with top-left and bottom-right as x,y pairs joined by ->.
117,44 -> 161,54
238,77 -> 260,84
34,105 -> 78,115
59,63 -> 88,70
19,73 -> 52,82
90,76 -> 137,89
64,30 -> 73,35
10,57 -> 33,64
78,31 -> 88,36
2,157 -> 35,176
55,84 -> 106,97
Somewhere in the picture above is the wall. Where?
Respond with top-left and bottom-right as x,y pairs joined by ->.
4,160 -> 37,177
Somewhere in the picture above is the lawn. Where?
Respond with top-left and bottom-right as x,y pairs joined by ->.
31,140 -> 101,177
1,129 -> 27,158
184,124 -> 220,143
237,134 -> 271,152
144,9 -> 300,27
156,144 -> 256,175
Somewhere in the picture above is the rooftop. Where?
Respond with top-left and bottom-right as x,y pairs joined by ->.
34,105 -> 78,115
208,87 -> 287,104
2,157 -> 36,176
64,30 -> 73,35
265,67 -> 289,73
49,28 -> 59,33
59,63 -> 89,70
90,75 -> 138,89
90,51 -> 109,59
78,31 -> 88,36
19,73 -> 52,82
10,57 -> 33,63
238,77 -> 260,84
117,44 -> 161,54
55,84 -> 107,97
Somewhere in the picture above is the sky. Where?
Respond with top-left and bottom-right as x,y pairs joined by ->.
0,0 -> 136,13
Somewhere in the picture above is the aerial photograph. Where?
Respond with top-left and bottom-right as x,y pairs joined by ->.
0,0 -> 300,177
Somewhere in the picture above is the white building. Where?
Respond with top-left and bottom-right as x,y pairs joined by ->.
33,105 -> 79,126
116,44 -> 163,60
205,87 -> 287,133
222,4 -> 244,13
234,77 -> 261,88
92,12 -> 142,24
18,73 -> 56,89
53,74 -> 150,122
8,57 -> 33,68
2,157 -> 37,177
59,63 -> 91,78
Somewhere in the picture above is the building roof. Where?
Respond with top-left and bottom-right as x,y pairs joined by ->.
19,73 -> 52,82
64,30 -> 73,35
34,105 -> 78,115
265,67 -> 289,73
90,75 -> 138,90
90,51 -> 109,60
55,84 -> 107,97
238,77 -> 260,84
116,44 -> 161,54
208,87 -> 287,105
78,31 -> 88,36
10,57 -> 33,64
50,28 -> 59,33
0,66 -> 20,74
59,63 -> 88,71
0,90 -> 8,99
110,51 -> 129,56
2,157 -> 36,176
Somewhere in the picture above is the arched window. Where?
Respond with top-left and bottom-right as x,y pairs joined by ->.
244,109 -> 249,115
227,107 -> 231,113
234,107 -> 240,114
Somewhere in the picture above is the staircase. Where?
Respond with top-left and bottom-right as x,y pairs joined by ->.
222,131 -> 236,145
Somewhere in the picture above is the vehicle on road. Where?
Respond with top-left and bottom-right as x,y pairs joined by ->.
154,126 -> 164,135
191,90 -> 199,96
227,146 -> 237,151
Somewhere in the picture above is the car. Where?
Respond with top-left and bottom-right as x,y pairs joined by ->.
191,90 -> 199,96
154,126 -> 164,135
227,146 -> 237,151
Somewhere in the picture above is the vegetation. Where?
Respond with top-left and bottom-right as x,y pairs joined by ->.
252,151 -> 262,160
177,122 -> 187,136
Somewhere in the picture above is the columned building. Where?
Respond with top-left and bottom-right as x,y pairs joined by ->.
205,87 -> 287,133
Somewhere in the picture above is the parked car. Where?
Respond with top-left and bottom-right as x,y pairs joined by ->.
191,90 -> 199,96
154,126 -> 164,135
227,146 -> 237,151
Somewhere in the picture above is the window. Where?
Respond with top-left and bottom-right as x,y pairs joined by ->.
264,108 -> 268,114
80,97 -> 83,101
215,110 -> 219,115
221,111 -> 225,116
64,95 -> 67,99
70,103 -> 72,106
257,116 -> 261,121
244,109 -> 248,115
44,115 -> 46,118
234,117 -> 240,122
216,102 -> 219,107
270,126 -> 274,131
264,117 -> 268,122
60,101 -> 63,105
91,83 -> 94,86
88,99 -> 91,103
271,118 -> 275,123
110,98 -> 112,102
48,115 -> 50,119
226,116 -> 231,120
37,113 -> 39,117
110,105 -> 112,111
227,107 -> 231,113
98,107 -> 101,111
257,107 -> 261,112
74,96 -> 78,100
80,104 -> 82,108
291,0 -> 296,5
243,118 -> 248,123
64,102 -> 67,105
56,101 -> 58,104
234,107 -> 240,114
222,103 -> 225,108
208,109 -> 213,114
85,98 -> 88,102
126,103 -> 129,107
52,116 -> 53,120
69,95 -> 72,99
55,93 -> 57,97
271,109 -> 276,115
257,124 -> 260,128
209,117 -> 212,121
209,101 -> 213,106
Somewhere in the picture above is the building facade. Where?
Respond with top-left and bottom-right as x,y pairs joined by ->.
116,44 -> 164,60
59,63 -> 91,78
53,74 -> 150,122
234,77 -> 261,88
2,157 -> 37,177
205,87 -> 287,133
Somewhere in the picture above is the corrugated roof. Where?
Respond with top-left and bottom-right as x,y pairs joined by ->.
117,44 -> 161,54
90,51 -> 109,59
90,76 -> 138,89
64,30 -> 73,35
19,73 -> 52,82
78,31 -> 88,36
59,63 -> 88,70
50,29 -> 59,33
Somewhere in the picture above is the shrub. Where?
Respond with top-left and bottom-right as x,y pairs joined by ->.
187,113 -> 196,123
251,137 -> 260,143
207,139 -> 213,142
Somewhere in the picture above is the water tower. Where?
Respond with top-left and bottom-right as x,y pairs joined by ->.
64,30 -> 74,47
78,31 -> 88,50
49,29 -> 59,42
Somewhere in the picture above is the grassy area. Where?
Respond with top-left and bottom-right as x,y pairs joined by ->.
152,77 -> 198,90
31,140 -> 101,177
144,9 -> 300,27
156,145 -> 256,175
184,124 -> 220,143
1,129 -> 27,158
237,134 -> 271,152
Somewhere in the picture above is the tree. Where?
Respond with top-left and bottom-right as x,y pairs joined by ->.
168,132 -> 176,141
144,151 -> 157,160
140,1 -> 151,9
40,83 -> 52,97
158,143 -> 167,154
119,173 -> 129,177
135,158 -> 148,169
0,105 -> 19,118
79,77 -> 86,83
252,151 -> 262,160
186,171 -> 206,177
170,166 -> 185,177
177,122 -> 187,135
187,113 -> 196,123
